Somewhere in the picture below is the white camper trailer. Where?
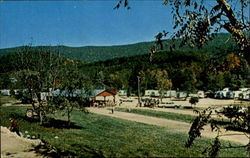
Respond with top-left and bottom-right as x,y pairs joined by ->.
144,90 -> 160,97
0,89 -> 11,96
118,90 -> 127,96
164,90 -> 177,98
197,91 -> 205,98
215,88 -> 233,99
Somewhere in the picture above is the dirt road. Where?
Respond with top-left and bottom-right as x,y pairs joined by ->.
1,126 -> 45,158
88,107 -> 248,145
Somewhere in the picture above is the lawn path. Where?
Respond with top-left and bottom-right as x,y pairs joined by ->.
88,107 -> 248,145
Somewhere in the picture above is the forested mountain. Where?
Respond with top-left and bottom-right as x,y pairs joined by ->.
0,33 -> 238,63
79,49 -> 249,93
1,33 -> 248,93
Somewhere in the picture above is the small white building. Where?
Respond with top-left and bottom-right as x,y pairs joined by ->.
239,88 -> 250,91
221,88 -> 229,98
0,89 -> 11,96
163,90 -> 177,98
240,88 -> 250,100
197,91 -> 205,98
215,91 -> 223,99
145,90 -> 186,98
176,91 -> 188,98
40,92 -> 48,101
144,90 -> 160,97
118,90 -> 127,96
233,90 -> 242,98
215,88 -> 234,99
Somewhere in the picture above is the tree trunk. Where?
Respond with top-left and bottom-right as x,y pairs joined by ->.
67,108 -> 71,127
39,110 -> 43,125
217,0 -> 250,65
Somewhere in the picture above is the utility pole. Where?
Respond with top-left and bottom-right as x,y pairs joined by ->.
137,76 -> 141,107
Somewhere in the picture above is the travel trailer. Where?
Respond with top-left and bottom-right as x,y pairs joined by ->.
215,88 -> 233,99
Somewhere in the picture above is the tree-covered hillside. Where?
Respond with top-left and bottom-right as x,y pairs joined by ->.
0,33 -> 238,63
79,49 -> 249,93
1,33 -> 248,94
0,47 -> 248,93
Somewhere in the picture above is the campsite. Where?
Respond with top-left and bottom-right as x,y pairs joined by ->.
1,93 -> 249,157
0,1 -> 249,157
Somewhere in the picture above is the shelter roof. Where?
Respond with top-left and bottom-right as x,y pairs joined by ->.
96,90 -> 117,97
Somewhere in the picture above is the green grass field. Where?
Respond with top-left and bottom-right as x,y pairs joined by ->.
0,95 -> 17,105
114,107 -> 196,123
0,105 -> 246,157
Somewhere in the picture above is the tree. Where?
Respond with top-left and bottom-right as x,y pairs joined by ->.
115,1 -> 250,156
221,54 -> 241,72
108,70 -> 129,90
116,0 -> 250,65
186,106 -> 250,157
173,68 -> 197,92
14,49 -> 51,124
155,32 -> 169,50
56,65 -> 90,126
128,64 -> 144,95
189,96 -> 199,108
11,45 -> 64,125
96,71 -> 106,89
0,74 -> 12,89
154,69 -> 172,102
206,72 -> 225,91
165,0 -> 249,64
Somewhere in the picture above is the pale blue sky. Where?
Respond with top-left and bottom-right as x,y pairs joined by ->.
0,1 -> 248,49
0,1 -> 173,48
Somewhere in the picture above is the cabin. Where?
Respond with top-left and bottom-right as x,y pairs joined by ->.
118,90 -> 127,96
0,89 -> 11,96
93,89 -> 118,107
37,92 -> 49,101
215,88 -> 234,99
165,90 -> 177,98
238,88 -> 250,100
233,90 -> 242,98
214,91 -> 223,99
189,91 -> 204,98
197,91 -> 205,98
176,91 -> 188,98
144,90 -> 160,97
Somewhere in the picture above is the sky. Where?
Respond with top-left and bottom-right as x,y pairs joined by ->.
0,1 -> 174,48
0,1 -> 248,49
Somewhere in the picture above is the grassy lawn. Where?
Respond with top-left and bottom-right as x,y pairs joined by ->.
114,107 -> 196,123
0,95 -> 18,105
0,106 -> 246,157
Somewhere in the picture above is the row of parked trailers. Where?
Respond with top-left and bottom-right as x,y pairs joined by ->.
1,88 -> 250,101
214,88 -> 250,100
137,90 -> 205,98
120,88 -> 250,100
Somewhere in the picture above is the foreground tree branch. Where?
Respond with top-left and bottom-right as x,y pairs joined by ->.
116,0 -> 250,65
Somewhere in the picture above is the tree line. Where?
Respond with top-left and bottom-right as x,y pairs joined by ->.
79,49 -> 249,95
1,46 -> 249,96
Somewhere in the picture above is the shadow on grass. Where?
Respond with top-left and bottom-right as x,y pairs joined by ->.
157,105 -> 192,109
42,118 -> 83,129
34,140 -> 105,158
210,119 -> 249,133
225,125 -> 250,133
8,113 -> 82,129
